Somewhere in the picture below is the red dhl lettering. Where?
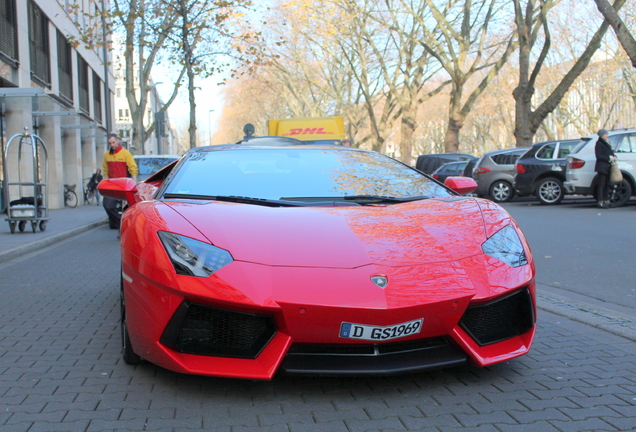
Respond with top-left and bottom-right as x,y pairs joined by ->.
289,128 -> 331,135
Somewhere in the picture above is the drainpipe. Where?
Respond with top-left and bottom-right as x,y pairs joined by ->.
101,0 -> 112,136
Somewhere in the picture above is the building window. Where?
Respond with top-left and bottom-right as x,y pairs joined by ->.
77,55 -> 89,114
93,71 -> 102,123
28,0 -> 51,86
57,30 -> 73,102
116,87 -> 121,97
0,0 -> 18,66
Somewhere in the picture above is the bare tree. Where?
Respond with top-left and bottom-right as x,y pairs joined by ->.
390,0 -> 518,153
166,0 -> 262,150
594,0 -> 636,67
112,0 -> 185,153
340,0 -> 449,162
512,0 -> 627,148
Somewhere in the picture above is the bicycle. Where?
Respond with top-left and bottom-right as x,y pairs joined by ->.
83,177 -> 96,205
64,184 -> 78,208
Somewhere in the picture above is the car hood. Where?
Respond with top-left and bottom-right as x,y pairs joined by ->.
164,198 -> 491,268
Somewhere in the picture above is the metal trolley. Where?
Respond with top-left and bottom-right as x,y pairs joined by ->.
3,128 -> 50,233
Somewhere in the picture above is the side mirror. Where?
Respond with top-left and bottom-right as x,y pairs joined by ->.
97,178 -> 139,207
444,177 -> 478,195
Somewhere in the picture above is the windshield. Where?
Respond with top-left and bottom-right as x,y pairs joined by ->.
161,148 -> 452,201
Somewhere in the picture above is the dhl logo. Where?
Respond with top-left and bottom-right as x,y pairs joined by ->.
287,128 -> 334,136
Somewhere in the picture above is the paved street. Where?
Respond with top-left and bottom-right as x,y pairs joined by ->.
2,206 -> 636,431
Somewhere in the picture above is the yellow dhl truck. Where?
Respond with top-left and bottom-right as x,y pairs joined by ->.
267,117 -> 345,145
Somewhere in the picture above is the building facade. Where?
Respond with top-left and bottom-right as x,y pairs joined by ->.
1,0 -> 113,211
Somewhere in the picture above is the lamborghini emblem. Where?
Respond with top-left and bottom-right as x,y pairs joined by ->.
371,276 -> 388,288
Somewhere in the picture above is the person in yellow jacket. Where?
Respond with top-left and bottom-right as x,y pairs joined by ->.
102,133 -> 138,229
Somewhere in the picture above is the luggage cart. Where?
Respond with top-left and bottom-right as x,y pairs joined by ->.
3,128 -> 50,233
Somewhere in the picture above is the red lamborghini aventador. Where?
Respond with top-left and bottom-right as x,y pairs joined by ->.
99,137 -> 536,380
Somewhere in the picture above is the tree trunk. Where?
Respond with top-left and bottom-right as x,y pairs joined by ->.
187,67 -> 197,150
445,84 -> 464,152
400,110 -> 416,165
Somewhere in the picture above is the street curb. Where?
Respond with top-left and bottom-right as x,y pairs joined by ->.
537,290 -> 636,342
0,219 -> 107,264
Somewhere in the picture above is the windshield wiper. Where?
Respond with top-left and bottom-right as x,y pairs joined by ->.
281,195 -> 431,205
163,193 -> 314,207
343,194 -> 429,204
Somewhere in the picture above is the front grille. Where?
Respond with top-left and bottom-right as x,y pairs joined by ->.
160,301 -> 276,358
288,337 -> 448,356
459,288 -> 534,346
280,337 -> 467,376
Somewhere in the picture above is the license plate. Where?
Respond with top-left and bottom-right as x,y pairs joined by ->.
339,319 -> 423,341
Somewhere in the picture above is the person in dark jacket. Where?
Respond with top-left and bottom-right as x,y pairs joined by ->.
594,129 -> 616,209
87,169 -> 103,205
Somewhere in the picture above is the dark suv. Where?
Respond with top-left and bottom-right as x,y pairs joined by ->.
415,153 -> 476,174
514,139 -> 581,205
430,160 -> 470,183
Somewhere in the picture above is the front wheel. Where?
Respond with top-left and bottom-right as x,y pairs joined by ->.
65,191 -> 78,208
121,280 -> 144,365
536,177 -> 564,205
489,180 -> 514,203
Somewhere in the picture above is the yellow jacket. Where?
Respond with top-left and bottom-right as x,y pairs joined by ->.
102,146 -> 138,179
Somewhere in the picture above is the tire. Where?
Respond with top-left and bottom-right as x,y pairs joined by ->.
9,221 -> 16,234
65,191 -> 78,208
536,177 -> 564,205
610,179 -> 632,208
85,190 -> 95,205
489,180 -> 514,203
39,220 -> 47,231
120,280 -> 144,365
18,220 -> 26,232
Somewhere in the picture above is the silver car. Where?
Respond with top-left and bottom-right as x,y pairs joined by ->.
472,147 -> 530,202
134,155 -> 181,182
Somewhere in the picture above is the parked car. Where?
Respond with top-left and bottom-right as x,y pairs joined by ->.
134,155 -> 181,182
98,138 -> 536,379
415,153 -> 476,174
431,160 -> 470,183
472,147 -> 530,202
514,139 -> 582,205
564,129 -> 636,207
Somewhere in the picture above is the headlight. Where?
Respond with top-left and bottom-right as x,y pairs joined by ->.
481,225 -> 528,267
158,232 -> 233,277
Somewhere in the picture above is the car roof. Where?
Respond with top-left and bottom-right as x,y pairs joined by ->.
483,147 -> 529,156
530,138 -> 580,147
580,128 -> 636,139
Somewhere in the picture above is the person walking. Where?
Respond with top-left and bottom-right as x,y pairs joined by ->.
102,134 -> 138,229
87,168 -> 103,205
594,129 -> 616,209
